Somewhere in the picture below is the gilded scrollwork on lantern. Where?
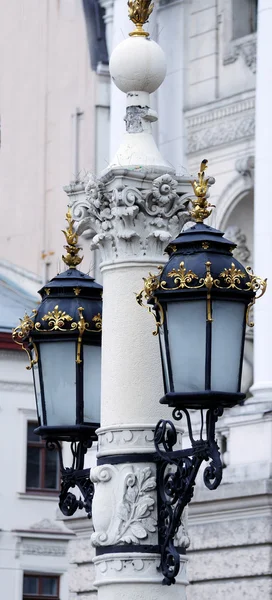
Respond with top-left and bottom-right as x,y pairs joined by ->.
13,304 -> 102,368
12,310 -> 37,340
36,306 -> 74,331
136,268 -> 164,335
12,310 -> 39,370
73,287 -> 81,296
161,262 -> 199,290
214,263 -> 246,290
244,267 -> 267,327
92,313 -> 102,331
137,258 -> 267,330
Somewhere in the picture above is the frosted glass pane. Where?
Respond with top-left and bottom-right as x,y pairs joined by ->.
32,361 -> 43,425
40,342 -> 76,426
159,327 -> 171,393
167,301 -> 206,393
83,345 -> 101,423
211,301 -> 244,392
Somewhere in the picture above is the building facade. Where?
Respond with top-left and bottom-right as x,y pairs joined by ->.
0,1 -> 271,599
0,2 -> 108,599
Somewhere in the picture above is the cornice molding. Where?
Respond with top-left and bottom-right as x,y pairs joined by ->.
93,552 -> 188,586
96,425 -> 183,457
21,540 -> 67,556
185,96 -> 255,154
0,380 -> 33,393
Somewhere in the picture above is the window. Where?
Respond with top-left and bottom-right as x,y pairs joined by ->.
233,0 -> 258,40
26,423 -> 59,493
23,574 -> 59,600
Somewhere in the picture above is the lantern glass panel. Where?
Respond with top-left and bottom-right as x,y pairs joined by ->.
211,300 -> 245,393
83,344 -> 101,423
32,360 -> 43,424
167,300 -> 206,393
39,341 -> 76,426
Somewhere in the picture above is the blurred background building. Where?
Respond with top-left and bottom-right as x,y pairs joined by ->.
0,1 -> 271,599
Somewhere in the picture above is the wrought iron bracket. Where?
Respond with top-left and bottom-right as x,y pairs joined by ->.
154,406 -> 224,585
47,438 -> 94,518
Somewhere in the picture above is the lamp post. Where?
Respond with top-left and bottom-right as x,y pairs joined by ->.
137,160 -> 266,584
12,209 -> 102,518
12,2 -> 268,598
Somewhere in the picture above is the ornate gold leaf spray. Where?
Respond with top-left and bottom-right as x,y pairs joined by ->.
136,268 -> 164,335
128,0 -> 154,37
62,208 -> 83,269
40,305 -> 74,331
190,159 -> 215,223
12,310 -> 38,369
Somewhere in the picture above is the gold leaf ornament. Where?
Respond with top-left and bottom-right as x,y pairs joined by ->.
189,159 -> 215,223
136,268 -> 164,336
216,263 -> 246,289
165,262 -> 199,290
42,305 -> 73,331
62,207 -> 83,269
128,0 -> 154,37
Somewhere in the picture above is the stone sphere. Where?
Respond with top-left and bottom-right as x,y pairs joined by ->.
109,36 -> 167,94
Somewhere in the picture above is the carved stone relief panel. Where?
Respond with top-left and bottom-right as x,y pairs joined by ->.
91,463 -> 157,547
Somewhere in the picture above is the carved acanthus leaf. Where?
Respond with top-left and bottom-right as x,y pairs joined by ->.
116,467 -> 157,544
224,226 -> 251,264
68,173 -> 189,262
91,464 -> 157,547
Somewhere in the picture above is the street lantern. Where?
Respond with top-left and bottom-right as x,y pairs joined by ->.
137,159 -> 267,585
13,209 -> 102,517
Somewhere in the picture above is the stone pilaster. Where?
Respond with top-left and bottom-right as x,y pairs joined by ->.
251,0 -> 272,409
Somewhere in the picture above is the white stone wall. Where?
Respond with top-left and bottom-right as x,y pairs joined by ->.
0,0 -> 110,280
0,349 -> 72,599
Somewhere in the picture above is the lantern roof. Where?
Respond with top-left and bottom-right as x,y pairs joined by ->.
38,268 -> 102,300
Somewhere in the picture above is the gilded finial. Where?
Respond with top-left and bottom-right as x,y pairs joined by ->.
189,159 -> 215,224
128,0 -> 154,37
62,208 -> 83,269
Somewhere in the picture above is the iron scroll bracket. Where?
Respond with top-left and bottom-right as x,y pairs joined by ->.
46,438 -> 94,518
154,406 -> 224,585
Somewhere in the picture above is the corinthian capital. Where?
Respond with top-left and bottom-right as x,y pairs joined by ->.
67,170 -> 192,264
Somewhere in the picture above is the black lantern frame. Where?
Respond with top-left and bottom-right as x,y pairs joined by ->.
137,163 -> 266,585
155,223 -> 255,412
13,206 -> 103,520
31,268 -> 102,441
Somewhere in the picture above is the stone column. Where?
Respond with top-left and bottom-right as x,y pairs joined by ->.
251,0 -> 272,407
69,10 -> 193,600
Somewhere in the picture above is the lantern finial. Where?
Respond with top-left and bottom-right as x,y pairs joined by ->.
128,0 -> 154,37
62,207 -> 83,268
189,159 -> 215,223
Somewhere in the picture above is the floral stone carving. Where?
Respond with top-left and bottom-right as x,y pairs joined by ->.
91,464 -> 157,547
70,173 -> 191,263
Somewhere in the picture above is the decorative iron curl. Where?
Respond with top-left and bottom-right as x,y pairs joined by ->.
46,438 -> 94,518
155,407 -> 224,585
